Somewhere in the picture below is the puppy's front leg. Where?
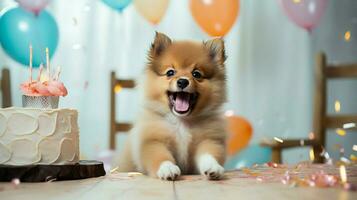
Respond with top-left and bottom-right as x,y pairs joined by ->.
141,140 -> 180,180
195,140 -> 225,180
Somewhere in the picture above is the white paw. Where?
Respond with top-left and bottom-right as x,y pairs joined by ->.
157,161 -> 181,181
198,154 -> 224,180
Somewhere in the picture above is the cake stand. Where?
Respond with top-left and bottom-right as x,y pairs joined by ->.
0,160 -> 106,182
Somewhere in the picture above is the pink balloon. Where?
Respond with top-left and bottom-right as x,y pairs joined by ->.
279,0 -> 328,32
15,0 -> 51,15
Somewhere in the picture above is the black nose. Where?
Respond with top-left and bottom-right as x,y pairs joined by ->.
177,78 -> 189,89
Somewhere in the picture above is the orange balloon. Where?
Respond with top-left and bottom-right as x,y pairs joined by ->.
190,0 -> 239,36
134,0 -> 170,25
226,116 -> 253,156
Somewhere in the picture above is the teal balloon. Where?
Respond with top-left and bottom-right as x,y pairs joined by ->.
102,0 -> 132,12
0,7 -> 59,67
224,145 -> 272,170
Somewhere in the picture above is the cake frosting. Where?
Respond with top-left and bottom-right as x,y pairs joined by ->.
0,107 -> 79,165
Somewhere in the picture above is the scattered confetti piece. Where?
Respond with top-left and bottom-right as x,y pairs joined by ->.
266,162 -> 279,168
72,43 -> 83,50
322,151 -> 333,165
308,171 -> 339,187
335,100 -> 341,112
45,176 -> 57,182
343,123 -> 356,129
340,165 -> 347,183
309,132 -> 315,140
300,139 -> 305,146
224,110 -> 234,117
274,137 -> 283,143
344,31 -> 351,42
11,178 -> 20,187
336,128 -> 346,136
343,183 -> 357,191
353,145 -> 357,152
110,166 -> 119,173
84,81 -> 89,90
350,154 -> 357,162
256,177 -> 263,182
242,168 -> 260,176
114,84 -> 122,93
127,172 -> 143,177
237,162 -> 357,191
72,17 -> 78,26
309,148 -> 315,161
340,157 -> 351,164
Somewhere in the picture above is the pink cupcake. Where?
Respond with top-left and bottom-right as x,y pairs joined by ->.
21,47 -> 68,109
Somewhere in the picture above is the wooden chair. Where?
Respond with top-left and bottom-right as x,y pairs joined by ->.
261,53 -> 357,163
109,71 -> 135,150
1,68 -> 12,108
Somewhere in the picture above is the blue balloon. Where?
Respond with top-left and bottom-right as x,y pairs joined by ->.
102,0 -> 132,12
0,7 -> 59,67
224,144 -> 272,170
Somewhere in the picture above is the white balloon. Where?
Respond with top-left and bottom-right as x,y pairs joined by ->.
15,0 -> 51,15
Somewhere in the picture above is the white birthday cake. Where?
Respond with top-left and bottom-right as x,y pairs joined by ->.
0,47 -> 79,166
0,108 -> 79,165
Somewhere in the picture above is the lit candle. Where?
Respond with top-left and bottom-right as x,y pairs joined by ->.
29,45 -> 33,82
46,48 -> 50,82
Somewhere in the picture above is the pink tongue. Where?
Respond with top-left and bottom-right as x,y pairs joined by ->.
175,94 -> 190,112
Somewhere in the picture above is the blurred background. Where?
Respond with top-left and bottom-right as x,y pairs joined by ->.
0,0 -> 356,169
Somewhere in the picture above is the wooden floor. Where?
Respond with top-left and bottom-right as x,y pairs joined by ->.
1,164 -> 357,200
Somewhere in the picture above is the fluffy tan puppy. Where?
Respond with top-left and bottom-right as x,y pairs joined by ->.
114,32 -> 227,180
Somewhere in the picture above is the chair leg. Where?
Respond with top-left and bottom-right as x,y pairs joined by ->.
109,71 -> 116,150
1,68 -> 12,108
272,148 -> 282,163
313,145 -> 324,163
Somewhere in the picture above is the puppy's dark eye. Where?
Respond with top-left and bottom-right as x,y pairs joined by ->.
192,70 -> 202,79
166,69 -> 175,77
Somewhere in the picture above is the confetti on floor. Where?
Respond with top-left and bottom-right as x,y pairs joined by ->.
229,162 -> 357,191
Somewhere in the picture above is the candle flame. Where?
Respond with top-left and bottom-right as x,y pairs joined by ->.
40,74 -> 50,83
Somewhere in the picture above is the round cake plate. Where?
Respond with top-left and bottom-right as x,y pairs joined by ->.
0,160 -> 106,182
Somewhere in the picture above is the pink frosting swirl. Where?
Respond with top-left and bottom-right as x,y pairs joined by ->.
20,81 -> 41,96
20,80 -> 68,97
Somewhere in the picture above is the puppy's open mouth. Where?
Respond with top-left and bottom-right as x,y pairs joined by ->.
167,91 -> 198,116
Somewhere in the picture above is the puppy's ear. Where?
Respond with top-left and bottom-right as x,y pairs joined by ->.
150,32 -> 172,58
203,38 -> 226,64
